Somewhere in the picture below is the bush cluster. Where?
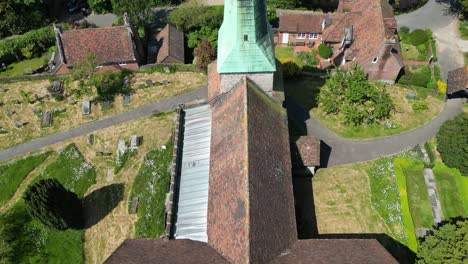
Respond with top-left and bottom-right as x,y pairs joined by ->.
436,113 -> 468,175
280,58 -> 302,78
296,51 -> 319,66
397,66 -> 432,88
0,26 -> 55,66
408,29 -> 429,45
411,102 -> 428,111
318,43 -> 333,59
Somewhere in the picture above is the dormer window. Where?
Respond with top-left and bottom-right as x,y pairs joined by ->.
372,57 -> 378,63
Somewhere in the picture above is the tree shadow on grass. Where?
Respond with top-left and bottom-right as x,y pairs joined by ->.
82,183 -> 124,229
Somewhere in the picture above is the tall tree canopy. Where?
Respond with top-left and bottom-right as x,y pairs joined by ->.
436,113 -> 468,175
0,0 -> 50,38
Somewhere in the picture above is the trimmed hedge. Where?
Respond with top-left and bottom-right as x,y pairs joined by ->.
394,158 -> 419,252
436,113 -> 468,175
409,29 -> 429,46
318,44 -> 333,59
0,26 -> 55,66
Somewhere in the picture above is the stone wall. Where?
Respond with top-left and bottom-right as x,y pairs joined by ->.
220,72 -> 274,94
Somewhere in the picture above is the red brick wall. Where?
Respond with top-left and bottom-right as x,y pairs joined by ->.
276,32 -> 322,45
207,61 -> 221,102
246,82 -> 297,263
208,83 -> 249,264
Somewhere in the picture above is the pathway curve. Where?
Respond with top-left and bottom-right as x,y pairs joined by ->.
396,0 -> 468,80
0,87 -> 207,162
306,98 -> 465,167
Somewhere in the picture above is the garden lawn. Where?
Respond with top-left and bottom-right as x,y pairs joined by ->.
284,75 -> 325,111
401,43 -> 425,61
131,140 -> 173,238
403,167 -> 433,229
275,47 -> 294,61
0,52 -> 49,77
310,85 -> 444,139
0,152 -> 50,206
432,162 -> 468,218
459,20 -> 468,40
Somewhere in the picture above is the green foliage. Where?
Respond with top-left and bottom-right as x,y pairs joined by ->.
88,0 -> 113,13
69,52 -> 98,97
318,43 -> 333,59
169,5 -> 224,32
194,39 -> 216,71
187,26 -> 218,49
319,67 -> 394,125
280,58 -> 302,78
416,43 -> 427,53
267,0 -> 298,9
24,179 -> 83,230
0,26 -> 55,66
433,162 -> 468,218
436,113 -> 468,175
424,142 -> 435,165
296,51 -> 319,66
416,219 -> 468,263
394,158 -> 419,252
0,0 -> 50,38
131,142 -> 173,238
412,102 -> 428,111
400,26 -> 410,34
409,29 -> 429,46
0,152 -> 50,206
94,70 -> 132,100
430,39 -> 438,62
398,66 -> 432,88
114,148 -> 135,174
110,0 -> 152,27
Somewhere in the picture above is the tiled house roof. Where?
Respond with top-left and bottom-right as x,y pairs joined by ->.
155,24 -> 185,64
291,136 -> 321,167
447,66 -> 468,94
208,77 -> 297,263
278,14 -> 324,33
61,26 -> 137,66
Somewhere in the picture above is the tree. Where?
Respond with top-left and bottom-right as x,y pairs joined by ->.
187,26 -> 218,49
318,66 -> 394,125
70,52 -> 98,97
194,39 -> 216,71
168,5 -> 224,32
436,113 -> 468,175
110,0 -> 151,27
24,179 -> 83,230
0,0 -> 50,38
417,218 -> 468,263
267,0 -> 298,9
280,58 -> 302,78
318,43 -> 333,59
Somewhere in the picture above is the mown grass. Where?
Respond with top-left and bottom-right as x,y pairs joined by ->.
459,20 -> 468,40
275,47 -> 294,61
403,167 -> 433,229
401,42 -> 425,61
0,52 -> 49,77
131,140 -> 173,238
0,144 -> 96,263
0,152 -> 50,206
432,162 -> 468,218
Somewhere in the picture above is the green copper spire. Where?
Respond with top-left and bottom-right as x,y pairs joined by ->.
217,0 -> 276,73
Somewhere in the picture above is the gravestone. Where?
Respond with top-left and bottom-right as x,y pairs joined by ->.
13,120 -> 24,128
101,99 -> 111,109
162,79 -> 169,85
130,135 -> 142,151
88,134 -> 95,145
407,93 -> 416,99
5,110 -> 15,116
130,196 -> 139,213
82,100 -> 91,115
163,66 -> 170,73
146,79 -> 153,87
42,111 -> 53,127
123,94 -> 131,106
118,140 -> 127,156
48,80 -> 65,97
123,76 -> 130,88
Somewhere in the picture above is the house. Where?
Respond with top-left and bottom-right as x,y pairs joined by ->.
152,24 -> 185,64
447,66 -> 468,97
51,14 -> 145,75
275,9 -> 326,46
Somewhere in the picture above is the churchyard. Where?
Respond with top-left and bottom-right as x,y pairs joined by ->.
0,70 -> 206,150
0,112 -> 175,263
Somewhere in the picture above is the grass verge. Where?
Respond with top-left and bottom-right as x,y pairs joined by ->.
0,52 -> 49,77
432,162 -> 468,218
459,20 -> 468,40
130,140 -> 173,238
275,47 -> 294,61
0,152 -> 50,206
403,166 -> 433,229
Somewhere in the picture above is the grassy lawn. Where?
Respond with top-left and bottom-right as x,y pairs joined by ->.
310,85 -> 444,139
403,167 -> 433,229
0,71 -> 206,150
275,47 -> 294,61
459,20 -> 468,40
401,43 -> 425,61
0,152 -> 50,206
130,139 -> 173,238
432,162 -> 468,219
0,52 -> 49,77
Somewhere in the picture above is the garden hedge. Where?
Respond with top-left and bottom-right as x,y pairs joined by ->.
409,29 -> 429,46
318,44 -> 333,59
0,26 -> 55,66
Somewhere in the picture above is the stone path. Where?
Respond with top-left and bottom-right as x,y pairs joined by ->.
306,98 -> 465,167
0,87 -> 207,162
423,168 -> 444,224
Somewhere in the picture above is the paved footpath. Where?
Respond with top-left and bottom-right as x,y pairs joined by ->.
0,87 -> 207,162
307,98 -> 465,167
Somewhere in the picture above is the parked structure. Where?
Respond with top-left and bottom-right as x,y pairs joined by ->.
149,24 -> 185,64
447,66 -> 468,97
51,14 -> 145,75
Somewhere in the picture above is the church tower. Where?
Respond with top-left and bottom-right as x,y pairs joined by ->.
217,0 -> 277,93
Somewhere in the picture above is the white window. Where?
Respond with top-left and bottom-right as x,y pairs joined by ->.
297,32 -> 306,39
309,33 -> 318,39
96,64 -> 103,69
372,57 -> 378,63
118,62 -> 127,66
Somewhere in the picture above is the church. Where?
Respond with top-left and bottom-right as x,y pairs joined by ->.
104,0 -> 398,262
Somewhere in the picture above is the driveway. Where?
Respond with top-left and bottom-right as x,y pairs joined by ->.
307,98 -> 465,167
0,87 -> 207,162
396,0 -> 468,80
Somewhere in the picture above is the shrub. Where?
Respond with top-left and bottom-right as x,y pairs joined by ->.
169,5 -> 224,32
194,39 -> 216,71
436,113 -> 468,175
437,80 -> 447,94
0,26 -> 55,66
88,0 -> 113,14
400,26 -> 410,34
318,43 -> 333,59
412,102 -> 428,111
94,70 -> 132,100
417,43 -> 427,53
409,29 -> 429,45
280,58 -> 302,78
411,72 -> 431,87
296,51 -> 319,66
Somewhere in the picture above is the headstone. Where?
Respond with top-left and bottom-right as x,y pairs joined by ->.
162,79 -> 169,85
407,93 -> 416,99
118,140 -> 127,156
48,80 -> 65,96
130,135 -> 142,150
130,196 -> 139,213
123,76 -> 130,88
42,111 -> 53,127
0,102 -> 4,107
13,120 -> 24,128
88,134 -> 95,145
82,100 -> 91,115
163,66 -> 170,73
123,94 -> 131,106
67,98 -> 76,105
146,79 -> 153,87
11,99 -> 21,104
101,99 -> 111,109
5,110 -> 15,116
